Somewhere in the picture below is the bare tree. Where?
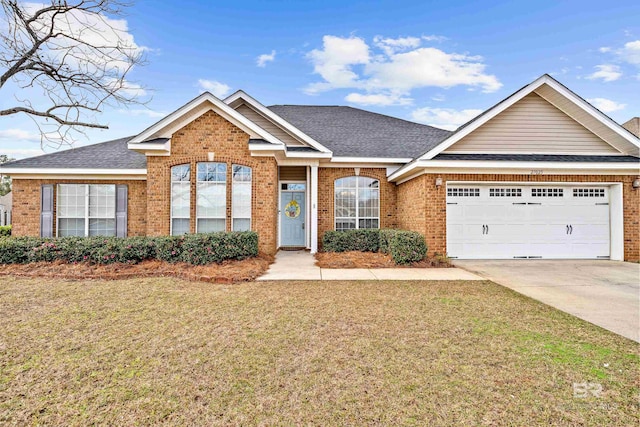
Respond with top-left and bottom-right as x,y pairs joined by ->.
0,0 -> 147,148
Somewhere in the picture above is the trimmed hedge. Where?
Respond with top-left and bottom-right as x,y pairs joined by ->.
0,231 -> 258,265
0,225 -> 10,237
323,228 -> 427,265
322,229 -> 380,253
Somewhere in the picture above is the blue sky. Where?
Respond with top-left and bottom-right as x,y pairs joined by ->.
1,0 -> 639,158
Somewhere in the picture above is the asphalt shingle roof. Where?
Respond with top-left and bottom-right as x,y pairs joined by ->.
1,136 -> 146,169
268,105 -> 452,158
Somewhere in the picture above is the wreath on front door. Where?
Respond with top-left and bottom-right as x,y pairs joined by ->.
284,200 -> 301,218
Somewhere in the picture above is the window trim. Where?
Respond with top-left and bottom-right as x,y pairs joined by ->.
231,164 -> 252,232
195,162 -> 227,233
334,176 -> 380,231
56,184 -> 116,237
170,164 -> 191,236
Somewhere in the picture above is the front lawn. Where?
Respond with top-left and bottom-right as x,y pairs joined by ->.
0,277 -> 637,425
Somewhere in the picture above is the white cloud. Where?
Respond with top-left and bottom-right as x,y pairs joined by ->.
118,108 -> 167,118
618,40 -> 640,65
0,148 -> 45,159
0,128 -> 42,142
373,36 -> 421,55
305,35 -> 501,100
431,94 -> 446,102
197,79 -> 232,98
422,35 -> 448,42
256,50 -> 276,67
586,64 -> 622,82
598,47 -> 612,53
586,97 -> 626,113
345,92 -> 412,106
410,107 -> 483,130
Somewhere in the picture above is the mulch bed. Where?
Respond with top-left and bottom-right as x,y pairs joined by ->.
0,254 -> 274,283
315,251 -> 452,269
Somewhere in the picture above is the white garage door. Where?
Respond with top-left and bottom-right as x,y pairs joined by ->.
446,185 -> 610,259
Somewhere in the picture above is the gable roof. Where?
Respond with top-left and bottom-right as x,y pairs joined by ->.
129,91 -> 286,146
225,90 -> 332,153
268,105 -> 452,159
1,137 -> 146,170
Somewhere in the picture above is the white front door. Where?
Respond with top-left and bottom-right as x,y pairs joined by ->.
446,185 -> 610,259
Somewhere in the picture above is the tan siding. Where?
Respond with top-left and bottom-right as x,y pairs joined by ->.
235,104 -> 304,146
279,166 -> 306,181
445,93 -> 619,154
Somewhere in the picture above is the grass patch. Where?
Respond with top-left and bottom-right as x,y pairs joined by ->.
0,277 -> 638,425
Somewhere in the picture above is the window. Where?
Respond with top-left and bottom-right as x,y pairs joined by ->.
196,162 -> 227,232
531,188 -> 563,197
489,188 -> 522,197
232,165 -> 252,231
573,188 -> 605,198
335,176 -> 379,231
447,188 -> 480,197
171,164 -> 191,235
57,184 -> 116,237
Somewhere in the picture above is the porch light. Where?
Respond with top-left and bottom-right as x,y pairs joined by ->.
435,177 -> 443,187
633,178 -> 640,189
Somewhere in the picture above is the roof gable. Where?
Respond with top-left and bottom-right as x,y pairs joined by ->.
129,92 -> 285,146
421,74 -> 640,160
444,92 -> 619,155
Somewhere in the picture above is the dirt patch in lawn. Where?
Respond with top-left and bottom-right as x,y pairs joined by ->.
0,254 -> 273,283
315,251 -> 452,268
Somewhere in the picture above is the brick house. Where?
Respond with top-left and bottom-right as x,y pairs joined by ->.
2,75 -> 639,261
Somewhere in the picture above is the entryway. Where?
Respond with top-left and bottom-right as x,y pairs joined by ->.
280,185 -> 306,247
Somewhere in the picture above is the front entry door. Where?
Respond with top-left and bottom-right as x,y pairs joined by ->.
281,191 -> 305,247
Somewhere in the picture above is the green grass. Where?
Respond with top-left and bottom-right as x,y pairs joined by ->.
0,277 -> 638,426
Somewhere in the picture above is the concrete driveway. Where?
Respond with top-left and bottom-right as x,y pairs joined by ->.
454,260 -> 640,342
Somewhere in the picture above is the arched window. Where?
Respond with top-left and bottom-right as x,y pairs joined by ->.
335,176 -> 379,231
196,162 -> 227,232
170,164 -> 191,235
232,165 -> 252,231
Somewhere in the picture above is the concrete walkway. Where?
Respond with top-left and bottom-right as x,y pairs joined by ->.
257,251 -> 483,281
454,260 -> 640,342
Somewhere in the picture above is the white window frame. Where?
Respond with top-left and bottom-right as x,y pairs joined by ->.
334,176 -> 380,231
170,164 -> 191,236
56,184 -> 116,237
196,162 -> 227,233
231,164 -> 252,231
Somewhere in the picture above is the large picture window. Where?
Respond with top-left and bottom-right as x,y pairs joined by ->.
196,162 -> 227,232
334,176 -> 379,231
171,164 -> 191,235
232,165 -> 252,231
57,184 -> 116,237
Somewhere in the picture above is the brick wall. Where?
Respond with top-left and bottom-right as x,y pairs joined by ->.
317,167 -> 397,247
11,179 -> 147,237
396,173 -> 640,262
145,110 -> 279,254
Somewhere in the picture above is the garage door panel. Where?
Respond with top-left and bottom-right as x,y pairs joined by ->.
446,184 -> 610,259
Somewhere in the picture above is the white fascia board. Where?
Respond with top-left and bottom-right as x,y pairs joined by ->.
330,156 -> 412,163
0,168 -> 147,177
225,90 -> 333,154
248,143 -> 286,151
130,92 -> 285,145
390,160 -> 640,183
285,151 -> 332,159
127,140 -> 171,155
539,77 -> 640,149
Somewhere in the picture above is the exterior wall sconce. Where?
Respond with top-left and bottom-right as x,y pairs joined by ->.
435,177 -> 443,187
633,178 -> 640,189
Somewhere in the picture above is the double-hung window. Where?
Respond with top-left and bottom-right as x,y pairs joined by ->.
171,164 -> 191,235
196,162 -> 227,232
334,177 -> 380,231
232,165 -> 251,231
57,184 -> 116,237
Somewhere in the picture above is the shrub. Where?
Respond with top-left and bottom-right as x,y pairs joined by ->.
0,231 -> 259,266
322,229 -> 379,253
389,231 -> 428,265
0,225 -> 11,237
379,229 -> 399,254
